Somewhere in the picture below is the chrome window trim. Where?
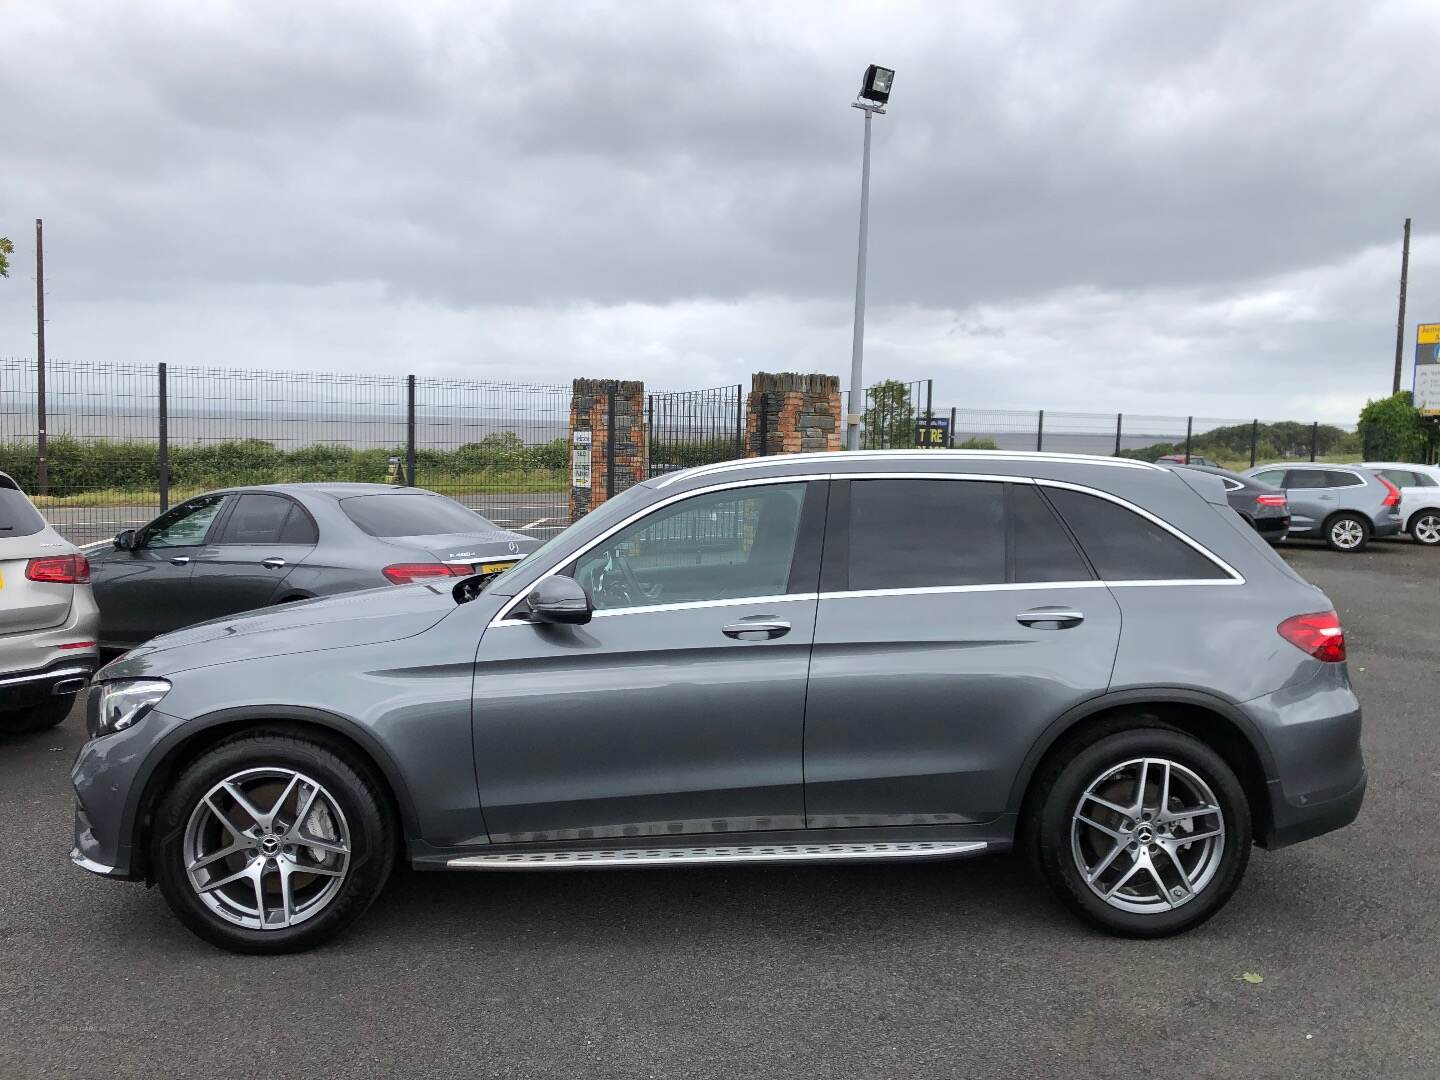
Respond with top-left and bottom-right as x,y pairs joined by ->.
654,449 -> 1161,488
489,474 -> 829,627
490,469 -> 1244,629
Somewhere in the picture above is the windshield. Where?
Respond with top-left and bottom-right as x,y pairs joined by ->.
339,492 -> 501,537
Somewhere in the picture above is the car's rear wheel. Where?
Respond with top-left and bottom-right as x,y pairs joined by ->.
1324,512 -> 1370,552
0,696 -> 74,735
151,731 -> 395,954
1408,510 -> 1440,546
1031,723 -> 1252,937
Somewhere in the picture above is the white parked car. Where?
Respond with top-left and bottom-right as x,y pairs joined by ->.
0,472 -> 100,734
1359,462 -> 1440,546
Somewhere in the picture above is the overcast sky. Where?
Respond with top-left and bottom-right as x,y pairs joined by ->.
3,0 -> 1438,422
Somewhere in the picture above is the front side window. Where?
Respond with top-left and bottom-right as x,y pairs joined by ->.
573,482 -> 807,611
1044,487 -> 1229,581
141,494 -> 229,549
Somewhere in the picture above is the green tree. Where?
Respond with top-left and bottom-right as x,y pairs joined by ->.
860,379 -> 916,449
0,236 -> 13,278
1358,391 -> 1429,462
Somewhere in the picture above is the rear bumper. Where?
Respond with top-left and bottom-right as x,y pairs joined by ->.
1373,519 -> 1402,538
0,657 -> 96,711
1264,767 -> 1366,849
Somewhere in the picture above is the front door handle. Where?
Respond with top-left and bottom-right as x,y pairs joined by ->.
1016,607 -> 1084,629
169,556 -> 190,566
722,617 -> 791,640
261,557 -> 286,570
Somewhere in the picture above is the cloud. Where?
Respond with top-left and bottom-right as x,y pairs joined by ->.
1,0 -> 1436,422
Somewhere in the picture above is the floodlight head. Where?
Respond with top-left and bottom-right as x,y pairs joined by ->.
858,64 -> 894,106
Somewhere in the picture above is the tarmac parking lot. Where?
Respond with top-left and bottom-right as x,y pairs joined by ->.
1,540 -> 1436,1079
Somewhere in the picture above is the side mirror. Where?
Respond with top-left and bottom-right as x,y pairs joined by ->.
114,529 -> 137,551
525,576 -> 592,625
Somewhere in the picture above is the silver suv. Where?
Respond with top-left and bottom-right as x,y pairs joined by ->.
0,473 -> 100,734
1244,463 -> 1402,551
71,451 -> 1365,952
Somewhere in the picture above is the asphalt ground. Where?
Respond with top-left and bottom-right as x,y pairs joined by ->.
1,539 -> 1437,1079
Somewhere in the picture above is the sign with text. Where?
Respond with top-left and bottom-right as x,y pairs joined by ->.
571,429 -> 593,488
1416,324 -> 1440,416
914,416 -> 950,447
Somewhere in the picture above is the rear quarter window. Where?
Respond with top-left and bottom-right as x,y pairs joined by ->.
0,486 -> 46,538
1043,487 -> 1230,582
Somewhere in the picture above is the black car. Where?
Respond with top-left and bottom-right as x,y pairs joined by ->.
1168,464 -> 1289,542
88,483 -> 540,650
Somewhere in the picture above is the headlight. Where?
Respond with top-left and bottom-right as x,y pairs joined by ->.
86,679 -> 171,739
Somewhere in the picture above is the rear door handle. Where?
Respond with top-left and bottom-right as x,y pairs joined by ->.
1016,607 -> 1084,629
722,618 -> 791,640
261,557 -> 286,569
169,556 -> 190,566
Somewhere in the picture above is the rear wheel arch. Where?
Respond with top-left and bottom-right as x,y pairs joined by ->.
1011,691 -> 1275,845
125,707 -> 417,881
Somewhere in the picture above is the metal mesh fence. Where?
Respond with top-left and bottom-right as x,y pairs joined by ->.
647,385 -> 745,476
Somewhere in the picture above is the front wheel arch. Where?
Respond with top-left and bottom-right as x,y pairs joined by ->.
127,708 -> 417,882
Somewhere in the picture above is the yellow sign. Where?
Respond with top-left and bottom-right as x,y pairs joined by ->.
1417,324 -> 1440,345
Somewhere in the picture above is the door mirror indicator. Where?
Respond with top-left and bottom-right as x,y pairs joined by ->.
526,576 -> 593,625
114,529 -> 136,551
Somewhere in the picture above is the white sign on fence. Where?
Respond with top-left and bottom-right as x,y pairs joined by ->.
571,429 -> 593,488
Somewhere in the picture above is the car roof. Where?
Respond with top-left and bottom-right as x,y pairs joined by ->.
217,482 -> 437,500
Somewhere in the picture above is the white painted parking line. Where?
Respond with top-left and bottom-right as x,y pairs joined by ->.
520,516 -> 552,530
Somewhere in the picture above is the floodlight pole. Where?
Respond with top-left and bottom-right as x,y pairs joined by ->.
847,101 -> 883,451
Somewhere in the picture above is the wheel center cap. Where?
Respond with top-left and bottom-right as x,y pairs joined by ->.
260,836 -> 281,856
1136,825 -> 1154,844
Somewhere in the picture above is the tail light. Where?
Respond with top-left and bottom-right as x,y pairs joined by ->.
26,554 -> 91,584
1255,494 -> 1287,507
382,563 -> 472,585
1277,610 -> 1346,663
1377,474 -> 1401,507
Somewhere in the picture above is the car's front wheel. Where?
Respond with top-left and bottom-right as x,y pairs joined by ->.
1031,723 -> 1252,937
151,731 -> 395,954
1408,510 -> 1440,546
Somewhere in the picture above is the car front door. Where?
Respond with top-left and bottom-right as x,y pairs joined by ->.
470,479 -> 825,843
803,477 -> 1123,827
90,493 -> 232,646
1282,468 -> 1335,533
190,492 -> 318,621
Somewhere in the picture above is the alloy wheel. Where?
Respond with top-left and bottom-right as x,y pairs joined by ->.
1070,757 -> 1226,914
1330,518 -> 1365,550
1413,514 -> 1440,545
183,767 -> 352,930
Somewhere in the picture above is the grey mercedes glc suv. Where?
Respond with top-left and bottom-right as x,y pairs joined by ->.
71,451 -> 1366,952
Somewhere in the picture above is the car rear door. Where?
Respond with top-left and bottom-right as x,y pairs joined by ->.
803,476 -> 1123,827
1282,468 -> 1334,533
470,478 -> 825,843
190,493 -> 317,619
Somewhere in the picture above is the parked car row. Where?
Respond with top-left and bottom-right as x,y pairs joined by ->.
0,478 -> 537,735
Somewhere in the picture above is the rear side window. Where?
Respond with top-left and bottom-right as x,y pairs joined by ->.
219,493 -> 320,545
1009,484 -> 1092,583
0,486 -> 46,538
1284,470 -> 1331,489
848,479 -> 1006,589
1044,487 -> 1229,581
1324,471 -> 1364,488
340,493 -> 495,538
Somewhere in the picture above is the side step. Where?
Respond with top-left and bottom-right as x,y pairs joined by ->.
445,840 -> 988,870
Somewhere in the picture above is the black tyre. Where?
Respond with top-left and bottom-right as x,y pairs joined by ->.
1408,510 -> 1440,547
151,730 -> 395,954
1030,722 -> 1252,938
0,696 -> 74,736
1324,512 -> 1369,552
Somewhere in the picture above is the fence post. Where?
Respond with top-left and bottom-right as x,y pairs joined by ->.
1310,421 -> 1318,462
1250,420 -> 1258,467
758,393 -> 771,456
157,363 -> 169,513
734,384 -> 744,458
405,374 -> 417,487
924,379 -> 933,422
1036,410 -> 1044,452
646,394 -> 654,473
605,381 -> 618,497
1184,416 -> 1193,463
949,406 -> 957,448
1114,413 -> 1123,457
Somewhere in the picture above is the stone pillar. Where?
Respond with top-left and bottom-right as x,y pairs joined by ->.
569,379 -> 647,522
744,373 -> 842,457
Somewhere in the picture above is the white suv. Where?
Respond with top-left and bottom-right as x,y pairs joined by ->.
0,472 -> 100,734
1360,462 -> 1440,546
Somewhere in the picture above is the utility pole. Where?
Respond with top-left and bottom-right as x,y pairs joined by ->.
1394,217 -> 1411,397
35,218 -> 48,496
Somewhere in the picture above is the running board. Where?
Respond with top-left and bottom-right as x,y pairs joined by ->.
444,840 -> 988,870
